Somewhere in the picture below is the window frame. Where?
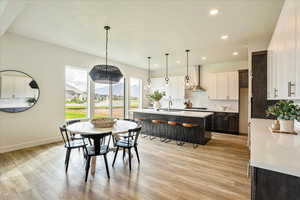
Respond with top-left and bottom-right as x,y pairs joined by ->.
65,66 -> 90,120
65,66 -> 143,120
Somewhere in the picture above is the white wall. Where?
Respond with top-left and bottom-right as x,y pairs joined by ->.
0,33 -> 148,153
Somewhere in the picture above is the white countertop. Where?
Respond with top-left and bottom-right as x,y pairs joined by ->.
155,107 -> 238,113
251,118 -> 300,177
130,109 -> 213,118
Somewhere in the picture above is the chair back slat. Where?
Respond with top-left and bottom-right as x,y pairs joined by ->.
128,126 -> 142,145
66,119 -> 81,126
81,132 -> 112,155
59,125 -> 71,147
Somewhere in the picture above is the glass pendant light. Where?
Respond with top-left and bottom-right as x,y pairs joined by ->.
184,49 -> 191,88
165,53 -> 169,86
89,26 -> 123,84
147,56 -> 152,88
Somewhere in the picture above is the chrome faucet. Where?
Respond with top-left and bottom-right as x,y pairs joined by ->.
168,96 -> 173,111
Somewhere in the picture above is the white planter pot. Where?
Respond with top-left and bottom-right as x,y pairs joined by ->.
279,120 -> 294,133
153,101 -> 161,110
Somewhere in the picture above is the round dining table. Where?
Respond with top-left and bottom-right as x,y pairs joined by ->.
66,120 -> 138,174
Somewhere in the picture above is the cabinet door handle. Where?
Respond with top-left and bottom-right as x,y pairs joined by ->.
274,88 -> 278,98
288,82 -> 295,97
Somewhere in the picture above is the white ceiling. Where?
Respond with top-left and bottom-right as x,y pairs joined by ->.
6,0 -> 283,70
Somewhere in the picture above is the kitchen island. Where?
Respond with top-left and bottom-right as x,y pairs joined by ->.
131,109 -> 213,145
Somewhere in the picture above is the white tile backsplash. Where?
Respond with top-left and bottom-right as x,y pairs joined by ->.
189,91 -> 239,111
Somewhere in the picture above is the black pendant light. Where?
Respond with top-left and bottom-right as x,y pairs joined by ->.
184,49 -> 191,88
165,53 -> 169,86
147,56 -> 151,88
89,26 -> 123,84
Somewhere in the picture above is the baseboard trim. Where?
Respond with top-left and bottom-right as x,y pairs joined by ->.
0,136 -> 62,153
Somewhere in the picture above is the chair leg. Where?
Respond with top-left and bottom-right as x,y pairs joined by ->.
64,149 -> 69,165
85,156 -> 91,182
103,154 -> 110,179
65,148 -> 71,172
112,146 -> 119,167
123,148 -> 125,159
128,148 -> 132,171
134,146 -> 140,164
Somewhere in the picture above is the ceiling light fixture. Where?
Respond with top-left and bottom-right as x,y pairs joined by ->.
89,26 -> 123,84
221,35 -> 229,40
147,56 -> 151,88
176,60 -> 181,64
210,9 -> 219,15
184,49 -> 192,89
233,52 -> 239,56
165,53 -> 170,87
202,57 -> 207,60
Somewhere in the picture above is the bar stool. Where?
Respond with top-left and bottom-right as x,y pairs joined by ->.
151,120 -> 167,141
134,118 -> 147,138
167,121 -> 179,144
182,123 -> 200,148
151,120 -> 160,140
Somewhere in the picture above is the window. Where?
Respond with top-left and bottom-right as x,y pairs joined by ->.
129,78 -> 142,110
65,66 -> 88,119
94,83 -> 110,118
112,78 -> 125,119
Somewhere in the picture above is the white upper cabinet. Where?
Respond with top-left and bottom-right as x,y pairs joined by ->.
216,73 -> 228,100
207,73 -> 217,99
267,0 -> 300,100
150,76 -> 185,99
228,71 -> 239,100
208,71 -> 239,100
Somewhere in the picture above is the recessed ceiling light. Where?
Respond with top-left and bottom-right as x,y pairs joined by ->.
154,64 -> 158,67
202,57 -> 207,60
210,9 -> 219,16
221,35 -> 229,40
176,60 -> 181,64
233,52 -> 239,56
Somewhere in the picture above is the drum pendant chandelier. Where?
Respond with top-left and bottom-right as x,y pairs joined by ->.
89,26 -> 123,84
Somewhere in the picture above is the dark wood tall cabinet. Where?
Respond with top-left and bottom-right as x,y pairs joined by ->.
251,51 -> 277,119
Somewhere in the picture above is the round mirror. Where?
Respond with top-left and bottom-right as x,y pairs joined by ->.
0,70 -> 40,113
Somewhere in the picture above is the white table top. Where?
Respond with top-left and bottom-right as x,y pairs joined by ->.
251,118 -> 300,177
130,109 -> 213,118
66,120 -> 138,135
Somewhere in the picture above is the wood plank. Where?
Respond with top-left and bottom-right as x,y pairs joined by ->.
0,133 -> 250,200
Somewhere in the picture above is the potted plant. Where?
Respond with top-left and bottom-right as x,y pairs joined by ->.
267,100 -> 300,132
148,90 -> 166,110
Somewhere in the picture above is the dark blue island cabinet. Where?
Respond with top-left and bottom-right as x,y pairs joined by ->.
133,110 -> 213,145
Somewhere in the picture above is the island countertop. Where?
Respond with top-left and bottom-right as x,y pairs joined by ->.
130,109 -> 213,118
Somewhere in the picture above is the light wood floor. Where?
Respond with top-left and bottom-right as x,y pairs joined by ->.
0,133 -> 250,200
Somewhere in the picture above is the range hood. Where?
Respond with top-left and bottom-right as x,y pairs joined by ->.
191,65 -> 206,92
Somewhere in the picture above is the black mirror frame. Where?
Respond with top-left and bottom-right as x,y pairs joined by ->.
0,70 -> 40,113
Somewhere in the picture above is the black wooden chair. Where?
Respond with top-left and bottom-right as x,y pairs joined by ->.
117,119 -> 137,139
59,125 -> 86,172
66,119 -> 82,141
112,126 -> 141,171
81,132 -> 112,182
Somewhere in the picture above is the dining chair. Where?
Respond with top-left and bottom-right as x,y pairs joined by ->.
112,126 -> 142,171
66,119 -> 82,141
81,132 -> 112,182
59,125 -> 86,172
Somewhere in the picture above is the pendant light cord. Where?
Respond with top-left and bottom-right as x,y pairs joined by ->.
148,57 -> 151,81
106,28 -> 108,67
186,50 -> 189,76
104,26 -> 110,83
165,53 -> 169,81
185,49 -> 190,84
